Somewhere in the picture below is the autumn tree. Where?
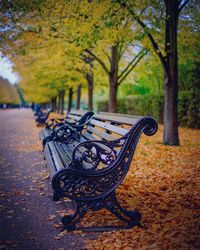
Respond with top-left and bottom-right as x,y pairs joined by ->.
117,0 -> 196,145
0,76 -> 20,105
72,1 -> 148,112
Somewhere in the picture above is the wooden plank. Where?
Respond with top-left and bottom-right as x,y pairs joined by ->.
82,131 -> 98,140
47,142 -> 65,172
69,110 -> 86,116
54,142 -> 73,166
95,113 -> 140,126
44,144 -> 55,179
44,143 -> 64,179
87,126 -> 116,141
98,112 -> 142,119
90,119 -> 128,136
67,114 -> 81,121
39,128 -> 51,140
81,131 -> 120,155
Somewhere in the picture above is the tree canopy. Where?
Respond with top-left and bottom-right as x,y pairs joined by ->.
0,0 -> 199,144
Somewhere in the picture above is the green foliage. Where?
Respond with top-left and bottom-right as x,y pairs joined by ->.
118,83 -> 150,97
97,90 -> 200,128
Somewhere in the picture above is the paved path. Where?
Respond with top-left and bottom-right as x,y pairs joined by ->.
0,109 -> 95,250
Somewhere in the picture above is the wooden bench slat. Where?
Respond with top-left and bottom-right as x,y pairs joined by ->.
44,143 -> 65,178
47,142 -> 66,172
90,119 -> 128,136
66,114 -> 81,121
54,142 -> 73,166
82,131 -> 98,140
39,128 -> 51,141
87,125 -> 116,141
95,113 -> 141,126
98,112 -> 142,119
69,110 -> 87,116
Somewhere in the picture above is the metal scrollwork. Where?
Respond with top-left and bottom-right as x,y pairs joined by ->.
55,125 -> 78,143
72,141 -> 120,170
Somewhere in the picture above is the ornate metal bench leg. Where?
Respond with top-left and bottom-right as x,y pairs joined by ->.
105,192 -> 141,228
61,202 -> 89,231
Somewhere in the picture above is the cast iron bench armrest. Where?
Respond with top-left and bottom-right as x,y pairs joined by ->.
45,118 -> 65,128
40,111 -> 94,146
53,124 -> 78,143
53,116 -> 94,143
52,122 -> 69,133
70,116 -> 157,171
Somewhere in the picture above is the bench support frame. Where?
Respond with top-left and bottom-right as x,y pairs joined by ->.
61,192 -> 141,231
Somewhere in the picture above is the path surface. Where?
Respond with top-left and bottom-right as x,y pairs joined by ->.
0,109 -> 95,250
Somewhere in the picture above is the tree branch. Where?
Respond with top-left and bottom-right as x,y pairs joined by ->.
118,42 -> 126,61
118,49 -> 147,81
118,1 -> 167,73
132,12 -> 166,70
85,49 -> 109,75
118,50 -> 148,85
103,49 -> 111,63
179,0 -> 190,13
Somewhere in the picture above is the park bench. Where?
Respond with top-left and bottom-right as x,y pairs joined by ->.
35,108 -> 53,126
44,113 -> 158,231
33,105 -> 42,116
39,110 -> 94,147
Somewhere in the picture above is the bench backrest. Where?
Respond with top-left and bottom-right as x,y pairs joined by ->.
65,110 -> 86,123
71,113 -> 157,172
43,108 -> 53,120
65,110 -> 93,124
81,113 -> 141,142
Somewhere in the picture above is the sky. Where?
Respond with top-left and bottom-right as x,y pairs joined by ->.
0,56 -> 20,84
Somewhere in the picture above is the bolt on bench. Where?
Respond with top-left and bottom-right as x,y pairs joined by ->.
43,113 -> 158,231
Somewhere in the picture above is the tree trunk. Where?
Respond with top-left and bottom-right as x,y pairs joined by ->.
108,45 -> 119,113
76,84 -> 82,110
67,87 -> 73,113
50,97 -> 53,109
86,73 -> 93,111
57,93 -> 61,113
54,96 -> 57,113
163,0 -> 180,145
84,56 -> 94,111
60,90 -> 65,115
51,97 -> 57,112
